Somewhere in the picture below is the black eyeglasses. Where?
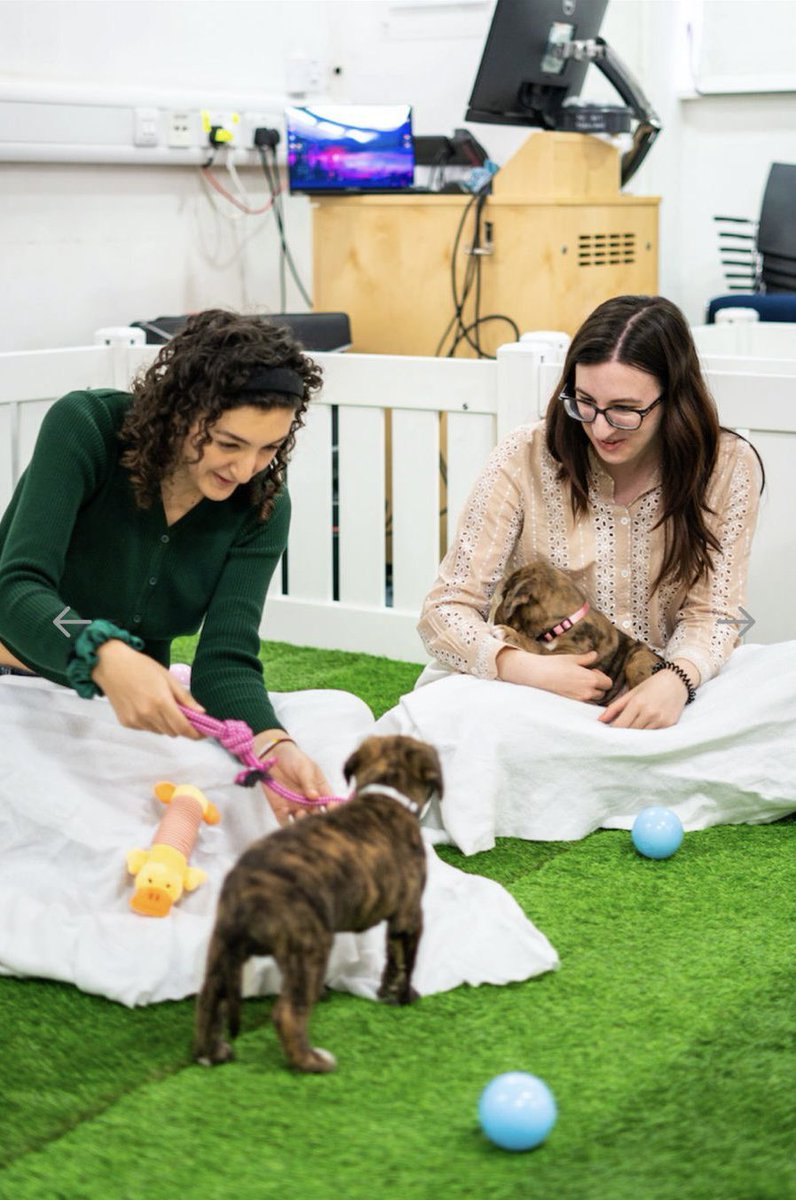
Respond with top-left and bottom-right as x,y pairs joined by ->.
560,391 -> 664,431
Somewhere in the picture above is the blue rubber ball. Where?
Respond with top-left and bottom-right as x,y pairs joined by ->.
631,806 -> 684,859
478,1072 -> 557,1151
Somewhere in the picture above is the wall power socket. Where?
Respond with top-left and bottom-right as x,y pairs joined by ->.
166,111 -> 192,149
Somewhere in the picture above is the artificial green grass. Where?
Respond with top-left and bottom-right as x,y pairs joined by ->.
174,635 -> 424,720
2,642 -> 795,1200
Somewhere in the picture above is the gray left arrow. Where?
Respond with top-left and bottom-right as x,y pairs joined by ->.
53,607 -> 92,638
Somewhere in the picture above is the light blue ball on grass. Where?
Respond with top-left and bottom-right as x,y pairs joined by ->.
631,806 -> 684,859
478,1072 -> 557,1151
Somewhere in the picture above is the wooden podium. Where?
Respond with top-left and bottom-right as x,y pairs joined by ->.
311,132 -> 659,356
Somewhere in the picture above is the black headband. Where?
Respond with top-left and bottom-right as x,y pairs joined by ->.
240,366 -> 305,399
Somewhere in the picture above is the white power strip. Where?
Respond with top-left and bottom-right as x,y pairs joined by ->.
0,84 -> 315,165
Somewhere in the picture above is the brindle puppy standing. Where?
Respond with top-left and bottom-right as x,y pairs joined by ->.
194,734 -> 441,1074
493,561 -> 661,705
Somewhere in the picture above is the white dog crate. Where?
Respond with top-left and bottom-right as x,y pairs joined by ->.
1,331 -> 794,658
0,338 -> 554,661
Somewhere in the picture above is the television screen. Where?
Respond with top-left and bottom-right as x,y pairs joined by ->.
286,104 -> 415,193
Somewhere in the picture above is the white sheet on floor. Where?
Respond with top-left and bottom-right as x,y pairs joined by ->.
0,676 -> 558,1006
374,643 -> 796,855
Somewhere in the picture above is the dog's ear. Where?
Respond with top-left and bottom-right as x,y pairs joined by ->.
343,745 -> 363,785
494,570 -> 531,624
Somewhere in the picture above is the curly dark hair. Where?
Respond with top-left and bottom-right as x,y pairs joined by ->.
119,309 -> 323,520
545,294 -> 764,591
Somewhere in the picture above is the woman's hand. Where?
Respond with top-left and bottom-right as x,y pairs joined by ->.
497,646 -> 613,703
92,639 -> 205,738
255,735 -> 334,825
599,668 -> 688,729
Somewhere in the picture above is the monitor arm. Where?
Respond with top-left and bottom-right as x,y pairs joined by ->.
558,37 -> 662,186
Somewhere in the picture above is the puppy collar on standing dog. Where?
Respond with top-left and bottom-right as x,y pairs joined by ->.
356,783 -> 433,817
536,600 -> 590,644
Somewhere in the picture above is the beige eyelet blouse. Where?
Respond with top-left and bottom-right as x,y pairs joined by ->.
418,421 -> 762,687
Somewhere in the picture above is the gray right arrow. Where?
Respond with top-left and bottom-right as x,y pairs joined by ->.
716,606 -> 755,638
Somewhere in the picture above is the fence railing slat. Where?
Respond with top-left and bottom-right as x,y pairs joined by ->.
338,406 -> 386,606
283,403 -> 333,601
391,409 -> 440,613
0,346 -> 112,406
316,351 -> 498,413
2,336 -> 794,654
445,411 -> 495,551
0,405 -> 14,511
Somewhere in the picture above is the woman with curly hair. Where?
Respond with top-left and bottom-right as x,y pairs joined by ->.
0,309 -> 335,821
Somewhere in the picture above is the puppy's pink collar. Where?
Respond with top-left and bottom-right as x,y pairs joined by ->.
536,600 -> 590,644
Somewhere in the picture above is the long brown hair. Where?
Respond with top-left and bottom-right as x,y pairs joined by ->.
119,309 -> 322,520
545,294 -> 761,590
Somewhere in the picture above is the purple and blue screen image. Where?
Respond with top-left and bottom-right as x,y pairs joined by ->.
286,105 -> 414,192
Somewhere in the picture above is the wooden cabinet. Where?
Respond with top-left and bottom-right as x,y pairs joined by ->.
311,132 -> 659,356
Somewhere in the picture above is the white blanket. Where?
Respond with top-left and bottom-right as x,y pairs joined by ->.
375,643 -> 796,855
0,676 -> 557,1006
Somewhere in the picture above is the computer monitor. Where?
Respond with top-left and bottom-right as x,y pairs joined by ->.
286,104 -> 415,194
465,0 -> 661,185
466,0 -> 609,129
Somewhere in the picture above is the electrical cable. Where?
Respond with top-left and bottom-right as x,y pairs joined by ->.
434,190 -> 482,356
257,145 -> 313,308
225,154 -> 275,214
442,189 -> 493,358
199,160 -> 277,216
436,181 -> 521,360
449,314 -> 521,356
257,147 -> 287,309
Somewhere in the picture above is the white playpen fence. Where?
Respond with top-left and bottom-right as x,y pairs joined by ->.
1,329 -> 795,661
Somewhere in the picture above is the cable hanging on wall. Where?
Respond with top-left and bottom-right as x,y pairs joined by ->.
199,146 -> 278,216
254,129 -> 313,310
435,185 -> 520,359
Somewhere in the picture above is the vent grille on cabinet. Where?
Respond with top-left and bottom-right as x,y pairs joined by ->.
578,232 -> 636,267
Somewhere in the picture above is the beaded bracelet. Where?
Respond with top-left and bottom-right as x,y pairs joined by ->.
651,660 -> 696,705
66,619 -> 144,699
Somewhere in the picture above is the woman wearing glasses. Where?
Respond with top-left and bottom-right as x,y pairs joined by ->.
417,294 -> 763,731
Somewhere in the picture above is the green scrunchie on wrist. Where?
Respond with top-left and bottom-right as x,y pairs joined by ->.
66,619 -> 144,699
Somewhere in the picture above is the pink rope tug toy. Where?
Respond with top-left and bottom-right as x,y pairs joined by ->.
177,703 -> 348,809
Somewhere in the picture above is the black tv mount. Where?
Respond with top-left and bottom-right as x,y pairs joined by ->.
555,37 -> 661,186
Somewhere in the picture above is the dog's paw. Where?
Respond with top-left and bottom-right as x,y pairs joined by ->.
295,1046 -> 337,1074
378,982 -> 418,1006
194,1039 -> 235,1067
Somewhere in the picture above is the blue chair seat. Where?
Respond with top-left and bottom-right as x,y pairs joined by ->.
706,293 -> 796,324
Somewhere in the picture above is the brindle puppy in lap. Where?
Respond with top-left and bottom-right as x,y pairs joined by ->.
193,734 -> 441,1074
493,561 -> 661,706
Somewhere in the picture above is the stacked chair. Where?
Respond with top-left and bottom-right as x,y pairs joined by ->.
708,162 -> 796,323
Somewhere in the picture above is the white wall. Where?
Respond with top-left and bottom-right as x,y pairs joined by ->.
2,0 -> 796,351
0,0 -> 332,351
